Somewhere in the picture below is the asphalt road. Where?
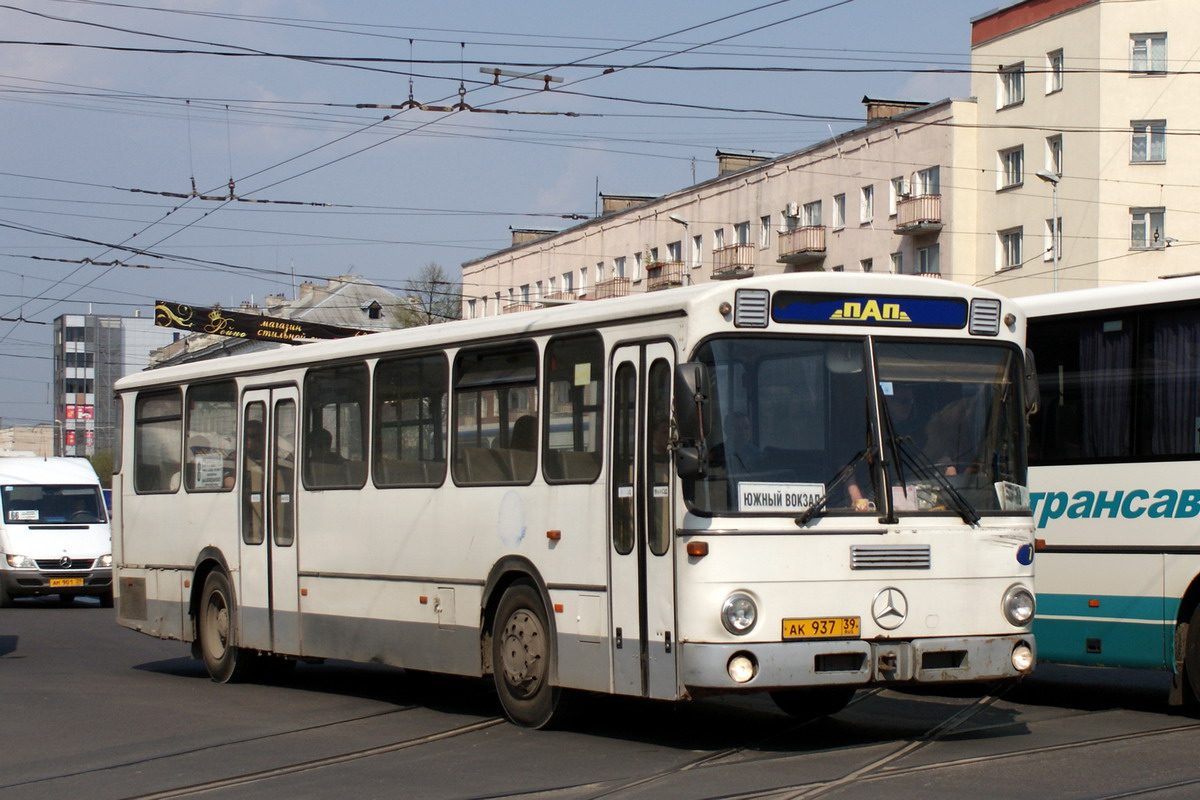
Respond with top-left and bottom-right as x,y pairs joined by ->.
2,596 -> 1195,800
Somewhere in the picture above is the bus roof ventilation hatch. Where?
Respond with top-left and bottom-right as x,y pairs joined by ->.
969,298 -> 1001,336
734,289 -> 770,328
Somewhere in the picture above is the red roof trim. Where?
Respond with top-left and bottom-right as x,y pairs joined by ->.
972,0 -> 1097,47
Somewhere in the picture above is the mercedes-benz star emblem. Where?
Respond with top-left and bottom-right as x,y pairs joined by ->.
59,555 -> 73,568
871,587 -> 908,630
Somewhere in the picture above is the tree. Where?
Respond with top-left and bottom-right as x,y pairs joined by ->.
403,262 -> 461,326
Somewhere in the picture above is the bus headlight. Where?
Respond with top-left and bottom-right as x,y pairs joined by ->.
1003,585 -> 1035,626
1012,641 -> 1034,673
721,592 -> 758,635
727,651 -> 758,683
5,553 -> 37,569
97,554 -> 113,568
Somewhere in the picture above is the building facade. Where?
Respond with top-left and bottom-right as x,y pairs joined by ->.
462,0 -> 1199,310
970,0 -> 1200,295
462,98 -> 977,317
53,313 -> 177,458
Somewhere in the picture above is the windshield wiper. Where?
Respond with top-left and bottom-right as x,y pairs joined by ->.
890,436 -> 981,526
795,445 -> 877,527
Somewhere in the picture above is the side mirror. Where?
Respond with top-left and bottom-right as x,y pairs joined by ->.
673,362 -> 712,440
1023,347 -> 1040,416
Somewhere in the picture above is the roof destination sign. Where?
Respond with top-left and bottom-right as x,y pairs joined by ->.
771,291 -> 969,329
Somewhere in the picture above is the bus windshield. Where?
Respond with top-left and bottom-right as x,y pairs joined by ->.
1,484 -> 108,525
684,337 -> 1028,517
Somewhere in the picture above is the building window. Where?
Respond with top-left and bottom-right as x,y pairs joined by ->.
467,299 -> 477,319
859,258 -> 873,273
889,176 -> 906,216
561,272 -> 573,293
667,240 -> 682,263
595,262 -> 604,284
713,227 -> 725,250
1131,33 -> 1166,74
1130,207 -> 1165,249
691,234 -> 702,268
547,277 -> 556,295
1046,49 -> 1064,93
734,221 -> 751,246
832,194 -> 846,229
890,252 -> 903,274
860,185 -> 874,223
914,166 -> 939,196
999,62 -> 1025,108
999,227 -> 1023,271
802,200 -> 822,227
1043,217 -> 1063,261
1046,134 -> 1063,176
579,266 -> 588,295
917,244 -> 940,275
999,146 -> 1024,189
614,257 -> 626,279
831,264 -> 844,272
632,253 -> 642,281
1131,120 -> 1166,163
759,215 -> 771,249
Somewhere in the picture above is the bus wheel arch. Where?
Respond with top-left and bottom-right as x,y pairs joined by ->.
480,558 -> 565,728
1174,576 -> 1200,706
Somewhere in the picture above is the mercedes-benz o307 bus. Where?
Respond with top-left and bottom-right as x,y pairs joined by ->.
1021,276 -> 1200,705
113,273 -> 1037,728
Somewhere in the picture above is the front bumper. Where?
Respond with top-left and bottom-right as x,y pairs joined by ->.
681,634 -> 1034,690
1,568 -> 113,599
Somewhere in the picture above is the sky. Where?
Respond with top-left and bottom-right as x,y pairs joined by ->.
0,0 -> 1004,426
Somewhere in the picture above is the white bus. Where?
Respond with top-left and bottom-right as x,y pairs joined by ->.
1022,276 -> 1200,704
113,273 -> 1037,727
0,455 -> 112,607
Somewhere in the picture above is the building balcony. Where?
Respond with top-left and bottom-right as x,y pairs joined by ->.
776,226 -> 826,265
593,277 -> 631,300
502,301 -> 542,314
646,261 -> 686,291
712,244 -> 755,280
894,194 -> 942,234
542,290 -> 577,302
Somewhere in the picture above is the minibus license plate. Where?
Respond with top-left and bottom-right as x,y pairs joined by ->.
782,616 -> 860,640
49,578 -> 83,587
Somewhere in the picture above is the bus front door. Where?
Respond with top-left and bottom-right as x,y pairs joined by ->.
237,387 -> 301,656
609,342 -> 679,699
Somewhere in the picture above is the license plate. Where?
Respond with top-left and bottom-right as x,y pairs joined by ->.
782,616 -> 860,640
49,578 -> 84,587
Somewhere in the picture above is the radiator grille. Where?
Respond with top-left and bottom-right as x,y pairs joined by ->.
850,544 -> 930,570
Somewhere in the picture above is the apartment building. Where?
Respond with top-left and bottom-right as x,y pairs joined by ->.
462,0 -> 1199,311
462,97 -> 978,317
53,312 -> 177,458
971,0 -> 1200,295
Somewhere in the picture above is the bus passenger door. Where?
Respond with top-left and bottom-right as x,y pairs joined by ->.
238,387 -> 301,657
609,342 -> 678,699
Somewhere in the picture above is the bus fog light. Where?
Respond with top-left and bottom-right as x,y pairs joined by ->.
1003,584 -> 1035,626
1011,641 -> 1034,673
728,652 -> 758,683
721,592 -> 758,635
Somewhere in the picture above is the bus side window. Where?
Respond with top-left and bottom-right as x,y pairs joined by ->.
543,333 -> 603,484
453,342 -> 538,486
303,363 -> 369,489
184,381 -> 237,492
134,389 -> 182,494
373,354 -> 448,487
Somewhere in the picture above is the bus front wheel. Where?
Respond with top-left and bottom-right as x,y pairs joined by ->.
198,571 -> 255,683
492,582 -> 563,728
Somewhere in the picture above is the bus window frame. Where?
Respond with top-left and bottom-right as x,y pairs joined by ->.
133,388 -> 183,495
372,351 -> 449,489
452,341 -> 540,487
542,332 -> 604,485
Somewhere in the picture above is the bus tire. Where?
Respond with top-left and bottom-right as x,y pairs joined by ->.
1184,604 -> 1200,706
198,570 -> 255,683
770,686 -> 857,720
0,581 -> 11,608
492,582 -> 562,728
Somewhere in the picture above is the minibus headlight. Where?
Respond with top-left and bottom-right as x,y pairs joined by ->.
97,554 -> 113,568
721,592 -> 758,635
5,553 -> 37,569
1003,585 -> 1035,626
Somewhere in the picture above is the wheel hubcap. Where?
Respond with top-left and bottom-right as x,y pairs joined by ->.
206,593 -> 229,656
500,609 -> 545,696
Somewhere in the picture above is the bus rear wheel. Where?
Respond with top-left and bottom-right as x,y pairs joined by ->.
492,582 -> 563,728
770,686 -> 857,720
198,570 -> 255,683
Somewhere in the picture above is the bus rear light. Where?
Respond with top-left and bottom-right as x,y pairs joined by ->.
727,651 -> 758,683
546,529 -> 562,541
686,541 -> 709,557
